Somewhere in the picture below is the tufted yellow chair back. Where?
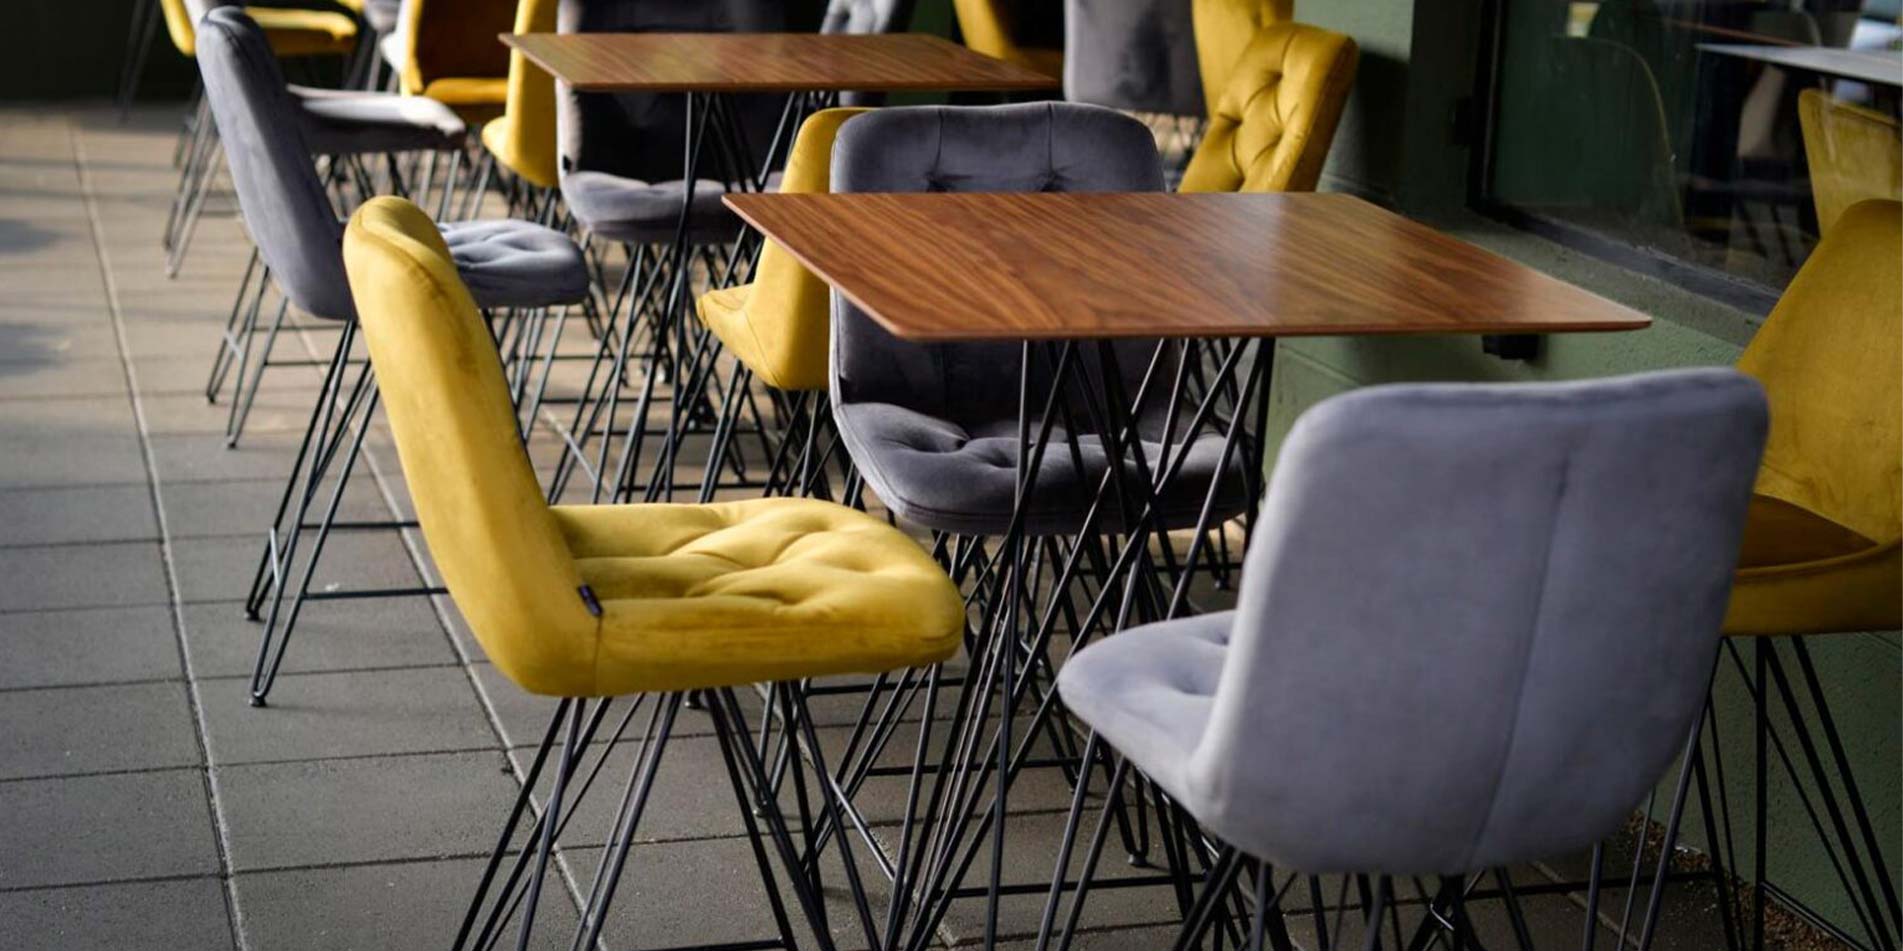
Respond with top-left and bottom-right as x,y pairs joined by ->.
1798,89 -> 1902,236
1738,198 -> 1902,546
1179,21 -> 1357,194
398,0 -> 516,97
343,197 -> 598,695
698,108 -> 867,393
160,0 -> 201,57
952,0 -> 1064,76
1191,0 -> 1292,118
486,0 -> 561,189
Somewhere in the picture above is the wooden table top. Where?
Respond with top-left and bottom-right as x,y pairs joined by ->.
1698,43 -> 1903,88
501,32 -> 1060,93
723,192 -> 1654,342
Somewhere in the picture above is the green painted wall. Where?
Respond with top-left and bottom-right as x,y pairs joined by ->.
1285,0 -> 1900,937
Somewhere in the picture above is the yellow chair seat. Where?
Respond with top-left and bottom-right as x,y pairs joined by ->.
697,281 -> 829,393
245,7 -> 360,58
420,77 -> 508,124
551,498 -> 964,696
1724,495 -> 1901,637
480,114 -> 558,191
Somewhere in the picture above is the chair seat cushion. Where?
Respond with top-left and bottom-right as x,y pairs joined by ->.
1056,611 -> 1232,805
377,29 -> 406,68
833,401 -> 1252,537
440,219 -> 589,310
1724,494 -> 1901,636
248,6 -> 358,57
419,77 -> 509,124
290,86 -> 467,156
561,171 -> 738,245
480,116 -> 559,191
551,497 -> 965,695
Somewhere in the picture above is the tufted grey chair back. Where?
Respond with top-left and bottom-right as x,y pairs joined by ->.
828,103 -> 1166,425
555,0 -> 783,184
820,0 -> 916,33
1185,369 -> 1767,874
195,7 -> 355,321
1064,0 -> 1203,116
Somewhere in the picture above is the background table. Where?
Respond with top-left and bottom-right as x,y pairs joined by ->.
1698,43 -> 1903,89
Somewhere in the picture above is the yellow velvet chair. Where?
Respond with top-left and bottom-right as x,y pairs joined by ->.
1797,89 -> 1902,237
1724,198 -> 1901,638
478,0 -> 559,192
696,108 -> 868,395
953,0 -> 1065,79
1177,21 -> 1358,194
1190,0 -> 1291,118
159,0 -> 358,59
394,0 -> 516,123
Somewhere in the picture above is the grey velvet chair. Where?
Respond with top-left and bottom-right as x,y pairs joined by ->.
195,6 -> 591,704
1050,369 -> 1769,949
827,102 -> 1251,538
1063,0 -> 1204,116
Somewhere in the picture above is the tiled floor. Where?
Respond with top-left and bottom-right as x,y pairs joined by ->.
0,105 -> 1749,951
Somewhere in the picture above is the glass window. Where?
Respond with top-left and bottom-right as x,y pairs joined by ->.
1480,0 -> 1902,297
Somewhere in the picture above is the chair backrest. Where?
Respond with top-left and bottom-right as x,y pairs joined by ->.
700,108 -> 867,393
827,103 -> 1165,425
1738,198 -> 1902,546
1191,0 -> 1290,118
195,8 -> 356,321
1062,0 -> 1203,116
160,0 -> 202,56
342,197 -> 597,696
555,0 -> 784,184
820,0 -> 916,34
495,0 -> 562,189
1178,21 -> 1356,193
952,0 -> 1064,69
397,0 -> 517,96
1798,90 -> 1902,236
1187,369 -> 1767,875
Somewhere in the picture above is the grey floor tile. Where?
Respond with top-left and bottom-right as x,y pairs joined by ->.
0,541 -> 168,612
140,389 -> 322,437
0,681 -> 200,780
0,398 -> 146,488
168,531 -> 422,605
0,769 -> 220,888
199,666 -> 493,765
233,857 -> 577,951
0,484 -> 156,547
162,476 -> 390,541
0,355 -> 129,400
180,596 -> 455,679
510,732 -> 752,846
131,351 -> 322,397
570,837 -> 801,951
0,877 -> 235,951
0,605 -> 181,689
214,750 -> 520,872
148,432 -> 306,483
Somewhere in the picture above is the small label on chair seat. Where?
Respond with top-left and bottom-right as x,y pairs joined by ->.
578,585 -> 603,617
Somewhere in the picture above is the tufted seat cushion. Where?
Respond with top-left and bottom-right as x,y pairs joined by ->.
548,497 -> 965,695
1056,611 -> 1232,806
562,171 -> 738,246
290,86 -> 468,156
834,402 -> 1249,537
440,218 -> 590,310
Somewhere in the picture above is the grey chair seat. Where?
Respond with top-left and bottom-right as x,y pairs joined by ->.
1055,610 -> 1231,805
378,29 -> 406,70
441,218 -> 591,310
832,401 -> 1250,537
560,171 -> 737,245
290,86 -> 467,155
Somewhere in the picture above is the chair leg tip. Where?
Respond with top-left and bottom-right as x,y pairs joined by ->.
248,695 -> 268,708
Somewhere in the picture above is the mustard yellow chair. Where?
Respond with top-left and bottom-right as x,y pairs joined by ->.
953,0 -> 1065,79
1190,0 -> 1291,118
1798,89 -> 1902,237
345,194 -> 962,948
1725,198 -> 1901,637
394,0 -> 515,123
1178,21 -> 1357,194
478,0 -> 559,193
159,0 -> 358,60
697,108 -> 868,396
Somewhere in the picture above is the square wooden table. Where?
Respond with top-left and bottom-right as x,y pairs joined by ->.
724,191 -> 1653,340
501,32 -> 1059,93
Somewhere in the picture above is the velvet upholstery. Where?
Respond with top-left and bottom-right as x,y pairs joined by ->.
480,0 -> 562,190
1797,90 -> 1902,236
363,0 -> 401,35
952,0 -> 1065,79
1725,199 -> 1902,637
1178,21 -> 1357,194
1063,0 -> 1203,116
1060,369 -> 1768,875
395,0 -> 515,120
697,108 -> 868,393
342,196 -> 964,697
291,85 -> 467,155
161,0 -> 358,58
827,103 -> 1250,536
1191,0 -> 1291,117
555,0 -> 782,243
196,9 -> 587,318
